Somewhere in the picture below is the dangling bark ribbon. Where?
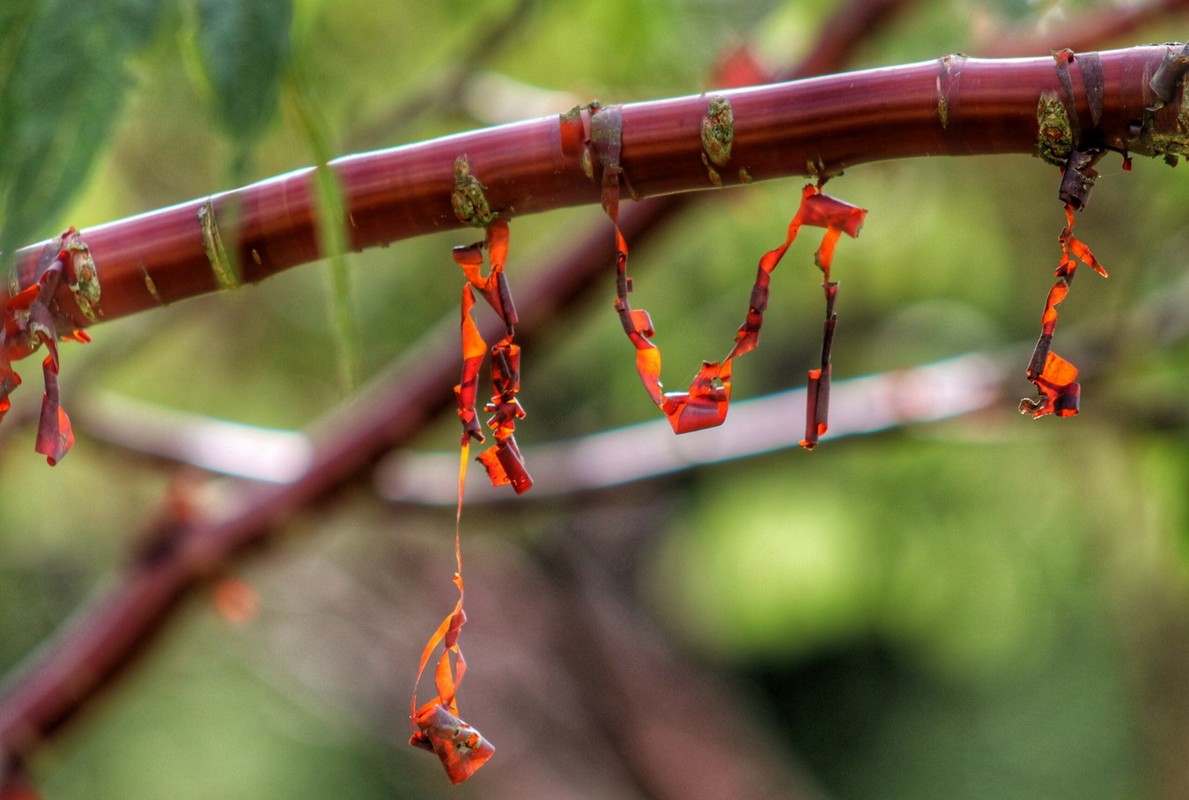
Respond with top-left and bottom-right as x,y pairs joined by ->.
453,219 -> 532,493
407,437 -> 495,783
792,185 -> 865,448
1020,201 -> 1107,418
589,100 -> 866,447
410,218 -> 538,783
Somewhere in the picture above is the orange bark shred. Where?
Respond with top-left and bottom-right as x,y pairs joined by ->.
451,219 -> 532,493
1020,203 -> 1106,418
605,175 -> 864,445
410,221 -> 533,784
407,440 -> 495,783
801,280 -> 837,450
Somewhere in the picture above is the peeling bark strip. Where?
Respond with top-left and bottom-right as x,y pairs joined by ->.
1,228 -> 98,464
1148,41 -> 1189,108
1053,49 -> 1083,135
1025,84 -> 1115,418
1049,48 -> 1107,158
408,217 -> 533,784
1058,148 -> 1103,210
1020,201 -> 1107,419
451,220 -> 531,493
602,177 -> 865,441
3,46 -> 1185,330
1079,52 -> 1105,127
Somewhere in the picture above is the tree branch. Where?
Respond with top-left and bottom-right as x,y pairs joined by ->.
8,45 -> 1185,330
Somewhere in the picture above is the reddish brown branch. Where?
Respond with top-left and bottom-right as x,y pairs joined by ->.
9,45 -> 1184,331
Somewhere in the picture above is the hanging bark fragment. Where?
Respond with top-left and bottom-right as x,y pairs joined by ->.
1020,194 -> 1107,418
590,91 -> 867,446
1058,149 -> 1102,210
453,219 -> 532,493
408,314 -> 494,784
1,228 -> 97,465
787,185 -> 865,449
1021,52 -> 1115,418
407,457 -> 495,783
411,218 -> 535,784
801,281 -> 837,450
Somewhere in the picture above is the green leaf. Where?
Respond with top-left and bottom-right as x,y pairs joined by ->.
194,0 -> 293,146
0,0 -> 169,260
288,74 -> 359,392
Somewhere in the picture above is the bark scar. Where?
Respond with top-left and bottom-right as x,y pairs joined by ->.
1036,91 -> 1074,166
198,199 -> 240,291
701,94 -> 734,185
451,155 -> 497,227
59,228 -> 102,323
936,53 -> 966,130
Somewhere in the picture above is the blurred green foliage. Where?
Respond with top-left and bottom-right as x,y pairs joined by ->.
0,0 -> 166,261
2,1 -> 1189,798
192,0 -> 293,157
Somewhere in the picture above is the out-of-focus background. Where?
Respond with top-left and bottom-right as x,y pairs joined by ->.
2,1 -> 1189,798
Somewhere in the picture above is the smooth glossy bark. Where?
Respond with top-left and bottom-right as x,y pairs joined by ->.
9,45 -> 1185,329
